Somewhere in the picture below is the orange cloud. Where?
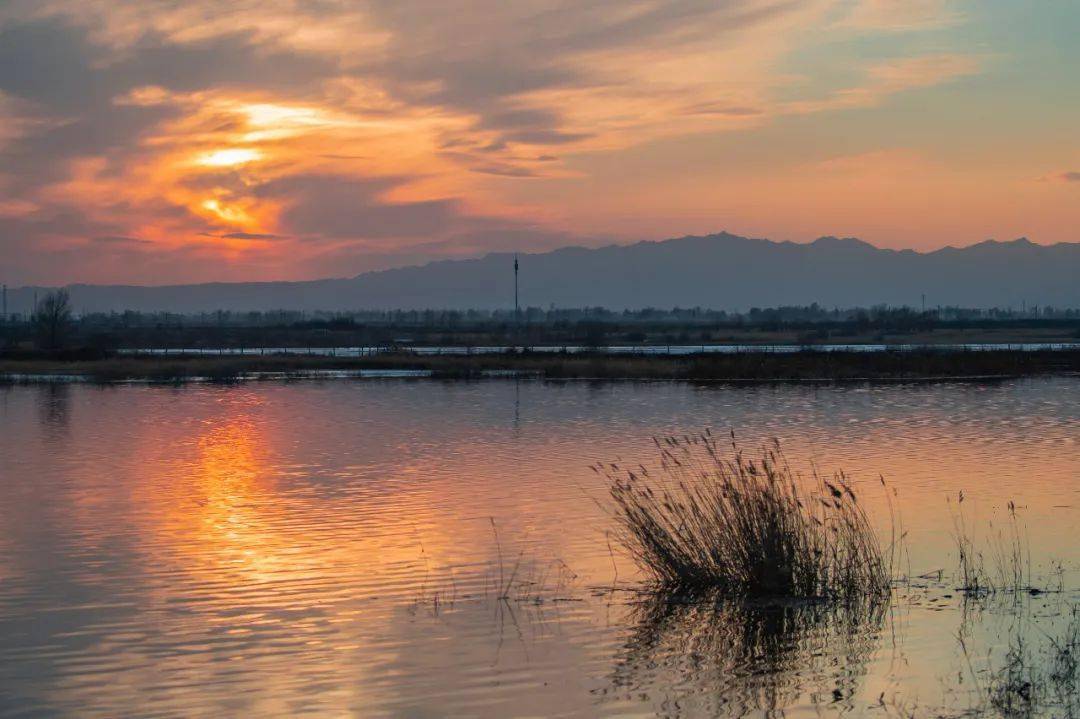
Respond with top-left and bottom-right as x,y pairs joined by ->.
1,0 -> 1068,286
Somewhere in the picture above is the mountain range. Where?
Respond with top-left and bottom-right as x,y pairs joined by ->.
5,232 -> 1079,313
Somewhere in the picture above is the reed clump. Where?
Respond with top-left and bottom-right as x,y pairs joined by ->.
600,432 -> 893,600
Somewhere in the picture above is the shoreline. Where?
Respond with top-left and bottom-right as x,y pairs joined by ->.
3,348 -> 1079,384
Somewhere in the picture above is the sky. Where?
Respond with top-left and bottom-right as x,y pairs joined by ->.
0,0 -> 1077,286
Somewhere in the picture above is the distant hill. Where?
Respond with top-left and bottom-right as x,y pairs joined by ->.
6,233 -> 1080,313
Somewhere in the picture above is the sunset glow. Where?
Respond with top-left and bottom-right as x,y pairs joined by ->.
197,148 -> 263,167
3,5 -> 1078,715
0,0 -> 1076,285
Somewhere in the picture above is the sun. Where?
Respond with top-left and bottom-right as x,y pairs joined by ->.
196,148 -> 263,167
200,199 -> 254,225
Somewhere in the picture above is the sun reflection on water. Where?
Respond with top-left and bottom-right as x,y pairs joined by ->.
0,380 -> 1076,717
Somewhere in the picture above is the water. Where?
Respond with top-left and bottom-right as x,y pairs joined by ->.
0,378 -> 1077,717
123,341 -> 1080,356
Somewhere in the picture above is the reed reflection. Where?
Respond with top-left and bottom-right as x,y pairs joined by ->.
608,592 -> 887,717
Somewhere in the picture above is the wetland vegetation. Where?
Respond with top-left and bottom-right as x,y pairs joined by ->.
2,346 -> 1079,383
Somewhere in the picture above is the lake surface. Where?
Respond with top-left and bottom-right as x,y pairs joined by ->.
124,341 -> 1080,356
1,378 -> 1077,717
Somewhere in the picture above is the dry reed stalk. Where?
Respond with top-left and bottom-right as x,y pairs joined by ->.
599,431 -> 893,600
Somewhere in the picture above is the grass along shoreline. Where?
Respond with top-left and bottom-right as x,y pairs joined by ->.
2,347 -> 1080,383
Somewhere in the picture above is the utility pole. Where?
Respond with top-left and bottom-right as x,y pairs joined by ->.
513,254 -> 520,347
1,284 -> 6,323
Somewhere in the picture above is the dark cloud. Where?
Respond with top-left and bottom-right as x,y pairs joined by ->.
482,107 -> 562,131
0,19 -> 332,109
0,20 -> 172,190
0,207 -> 282,285
376,54 -> 576,110
115,31 -> 334,96
0,207 -> 121,242
469,165 -> 540,178
683,103 -> 764,117
1063,171 -> 1080,182
0,20 -> 112,111
504,129 -> 592,145
0,17 -> 334,197
254,174 -> 473,239
251,173 -> 596,261
358,0 -> 801,147
201,232 -> 288,241
91,235 -> 152,246
2,103 -> 179,190
0,207 -> 126,282
222,232 -> 286,240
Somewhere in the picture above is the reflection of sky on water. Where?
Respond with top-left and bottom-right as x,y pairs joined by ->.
0,379 -> 1076,716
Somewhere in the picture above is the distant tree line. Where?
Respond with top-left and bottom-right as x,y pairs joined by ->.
8,301 -> 1080,327
2,297 -> 1080,353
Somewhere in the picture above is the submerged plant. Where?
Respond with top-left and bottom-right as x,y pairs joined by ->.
599,432 -> 894,600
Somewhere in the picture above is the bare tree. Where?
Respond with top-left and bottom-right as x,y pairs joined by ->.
34,289 -> 73,350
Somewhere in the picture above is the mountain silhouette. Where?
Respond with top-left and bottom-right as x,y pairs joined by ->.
6,232 -> 1079,313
